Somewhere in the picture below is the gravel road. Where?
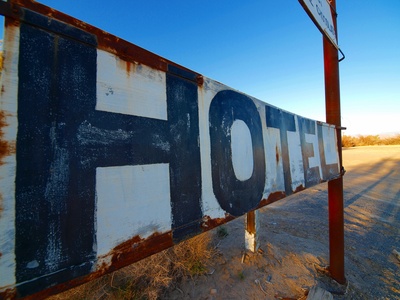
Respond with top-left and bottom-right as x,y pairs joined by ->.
167,146 -> 400,299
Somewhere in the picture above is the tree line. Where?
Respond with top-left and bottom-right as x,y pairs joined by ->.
342,134 -> 400,147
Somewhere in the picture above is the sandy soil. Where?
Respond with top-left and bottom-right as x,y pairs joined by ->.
165,146 -> 400,299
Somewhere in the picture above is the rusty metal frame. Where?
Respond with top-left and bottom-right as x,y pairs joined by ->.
0,0 -> 204,83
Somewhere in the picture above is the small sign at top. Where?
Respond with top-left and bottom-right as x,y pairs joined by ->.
299,0 -> 338,48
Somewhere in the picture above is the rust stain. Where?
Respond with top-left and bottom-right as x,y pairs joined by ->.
196,75 -> 204,87
1,19 -> 19,166
275,145 -> 280,163
5,0 -> 205,79
116,56 -> 137,77
257,191 -> 286,209
98,231 -> 173,275
3,0 -> 166,71
201,214 -> 235,232
5,15 -> 20,28
125,60 -> 132,74
0,111 -> 16,166
21,231 -> 174,300
0,287 -> 17,300
294,184 -> 305,193
246,210 -> 256,233
97,31 -> 169,73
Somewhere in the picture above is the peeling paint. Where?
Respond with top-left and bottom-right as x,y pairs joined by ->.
257,191 -> 287,208
245,210 -> 260,252
0,111 -> 16,166
198,78 -> 228,220
0,19 -> 19,292
294,184 -> 305,193
200,214 -> 235,231
96,231 -> 173,275
96,164 -> 172,257
322,124 -> 340,165
96,50 -> 168,121
288,116 -> 305,192
0,287 -> 17,300
263,127 -> 285,196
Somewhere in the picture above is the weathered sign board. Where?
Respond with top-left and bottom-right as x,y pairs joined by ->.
298,0 -> 338,48
0,0 -> 341,298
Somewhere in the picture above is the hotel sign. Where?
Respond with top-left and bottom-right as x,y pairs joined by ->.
0,0 -> 340,298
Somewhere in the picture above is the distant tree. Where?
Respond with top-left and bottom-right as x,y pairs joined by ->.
342,134 -> 400,147
358,135 -> 380,146
342,135 -> 357,147
382,134 -> 400,145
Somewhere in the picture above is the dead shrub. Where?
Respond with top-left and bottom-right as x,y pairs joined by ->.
342,134 -> 400,147
48,231 -> 215,300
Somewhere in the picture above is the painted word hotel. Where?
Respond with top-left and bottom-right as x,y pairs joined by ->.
0,1 -> 340,298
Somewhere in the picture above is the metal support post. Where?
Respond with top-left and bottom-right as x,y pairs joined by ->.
323,0 -> 346,284
245,210 -> 260,252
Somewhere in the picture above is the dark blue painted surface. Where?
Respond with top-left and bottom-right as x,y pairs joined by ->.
265,106 -> 297,195
15,10 -> 204,296
16,18 -> 97,297
298,117 -> 321,187
209,90 -> 265,216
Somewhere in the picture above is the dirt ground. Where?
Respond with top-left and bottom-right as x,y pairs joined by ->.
165,146 -> 400,299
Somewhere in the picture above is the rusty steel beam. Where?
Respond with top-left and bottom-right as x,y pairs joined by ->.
323,0 -> 346,285
0,0 -> 202,81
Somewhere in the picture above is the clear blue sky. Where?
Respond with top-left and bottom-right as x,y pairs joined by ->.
2,1 -> 400,136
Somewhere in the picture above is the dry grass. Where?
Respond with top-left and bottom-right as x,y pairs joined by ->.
342,134 -> 400,147
48,231 -> 215,300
